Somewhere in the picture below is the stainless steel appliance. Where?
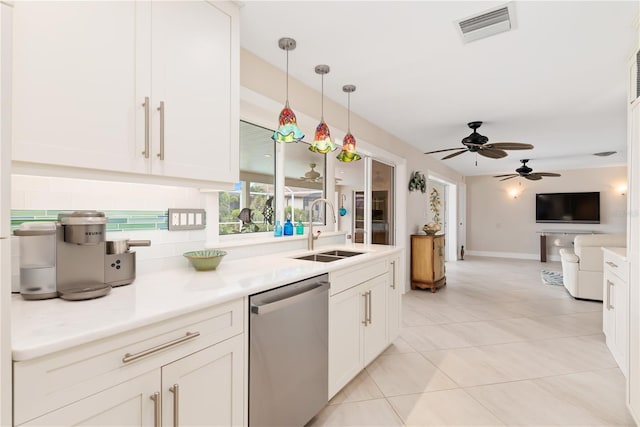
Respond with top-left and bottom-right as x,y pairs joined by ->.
14,222 -> 58,300
56,211 -> 110,301
249,274 -> 329,427
105,239 -> 151,287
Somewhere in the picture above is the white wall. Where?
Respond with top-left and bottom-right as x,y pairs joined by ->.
466,166 -> 627,260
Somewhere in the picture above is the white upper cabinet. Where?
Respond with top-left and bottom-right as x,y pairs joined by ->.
12,1 -> 239,186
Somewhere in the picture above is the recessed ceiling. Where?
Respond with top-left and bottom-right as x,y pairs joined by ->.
239,1 -> 638,177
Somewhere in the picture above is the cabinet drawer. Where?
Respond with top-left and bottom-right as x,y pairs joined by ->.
14,298 -> 244,425
604,252 -> 629,282
330,257 -> 388,296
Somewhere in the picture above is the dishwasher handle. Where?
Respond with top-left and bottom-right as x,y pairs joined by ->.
251,281 -> 329,315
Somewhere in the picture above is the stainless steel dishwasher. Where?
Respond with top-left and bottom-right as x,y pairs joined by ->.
249,274 -> 329,427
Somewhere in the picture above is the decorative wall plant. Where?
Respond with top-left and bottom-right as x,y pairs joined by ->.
408,171 -> 426,193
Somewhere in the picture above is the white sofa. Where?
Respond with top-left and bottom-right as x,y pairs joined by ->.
559,234 -> 626,300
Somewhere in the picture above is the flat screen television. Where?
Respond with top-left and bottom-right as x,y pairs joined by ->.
535,192 -> 600,224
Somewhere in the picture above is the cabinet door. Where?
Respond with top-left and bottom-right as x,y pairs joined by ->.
328,286 -> 364,398
603,275 -> 616,341
12,1 -> 149,174
150,1 -> 238,183
387,256 -> 402,343
363,275 -> 388,366
161,334 -> 244,427
20,370 -> 159,426
434,236 -> 446,280
614,275 -> 629,376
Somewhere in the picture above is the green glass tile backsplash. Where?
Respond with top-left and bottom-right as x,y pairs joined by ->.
11,210 -> 169,232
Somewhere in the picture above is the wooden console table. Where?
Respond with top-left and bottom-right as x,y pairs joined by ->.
537,230 -> 596,262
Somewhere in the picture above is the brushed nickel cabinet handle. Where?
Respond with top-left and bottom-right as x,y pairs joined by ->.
150,392 -> 161,427
122,332 -> 200,364
362,293 -> 368,326
606,280 -> 615,310
157,101 -> 165,160
170,384 -> 179,427
390,261 -> 396,289
606,261 -> 619,268
142,96 -> 150,158
367,290 -> 372,325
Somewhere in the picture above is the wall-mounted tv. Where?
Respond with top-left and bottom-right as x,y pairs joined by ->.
535,192 -> 600,224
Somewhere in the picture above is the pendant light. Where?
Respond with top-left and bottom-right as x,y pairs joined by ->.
272,38 -> 304,143
309,64 -> 337,154
337,84 -> 362,162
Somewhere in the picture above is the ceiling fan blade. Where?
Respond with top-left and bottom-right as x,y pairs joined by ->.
424,147 -> 467,154
524,173 -> 542,180
493,173 -> 518,178
441,149 -> 467,160
477,148 -> 508,159
485,142 -> 534,150
499,175 -> 518,181
535,172 -> 561,177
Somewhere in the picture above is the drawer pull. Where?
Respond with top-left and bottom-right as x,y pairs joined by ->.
606,280 -> 615,310
122,332 -> 200,364
150,392 -> 161,427
606,261 -> 619,268
170,384 -> 180,427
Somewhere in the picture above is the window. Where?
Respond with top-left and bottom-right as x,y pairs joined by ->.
219,121 -> 325,236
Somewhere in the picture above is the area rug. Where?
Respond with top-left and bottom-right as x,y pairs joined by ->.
541,269 -> 564,286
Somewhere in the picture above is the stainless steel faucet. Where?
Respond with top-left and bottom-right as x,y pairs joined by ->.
308,198 -> 336,251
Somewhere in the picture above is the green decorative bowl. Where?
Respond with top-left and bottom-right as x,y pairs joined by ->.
183,249 -> 227,271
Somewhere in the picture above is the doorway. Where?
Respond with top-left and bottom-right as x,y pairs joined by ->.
350,159 -> 395,245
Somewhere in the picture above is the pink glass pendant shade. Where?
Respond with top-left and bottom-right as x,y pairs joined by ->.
273,37 -> 304,144
337,84 -> 361,162
309,120 -> 337,154
272,101 -> 305,143
337,132 -> 362,162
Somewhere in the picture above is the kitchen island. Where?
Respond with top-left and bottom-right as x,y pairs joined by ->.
11,243 -> 402,427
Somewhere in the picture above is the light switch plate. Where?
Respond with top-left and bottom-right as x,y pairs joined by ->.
168,208 -> 206,231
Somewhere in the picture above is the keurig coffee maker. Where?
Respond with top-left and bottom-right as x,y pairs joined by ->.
56,210 -> 111,300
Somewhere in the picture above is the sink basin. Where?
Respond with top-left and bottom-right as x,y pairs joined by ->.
294,254 -> 344,263
293,250 -> 365,263
319,250 -> 364,258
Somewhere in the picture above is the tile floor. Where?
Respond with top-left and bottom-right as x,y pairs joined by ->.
309,256 -> 636,426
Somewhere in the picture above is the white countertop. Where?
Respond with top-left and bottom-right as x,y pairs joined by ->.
602,246 -> 627,261
11,244 -> 401,361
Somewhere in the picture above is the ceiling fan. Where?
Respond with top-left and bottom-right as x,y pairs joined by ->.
424,121 -> 534,161
493,159 -> 561,181
300,163 -> 322,182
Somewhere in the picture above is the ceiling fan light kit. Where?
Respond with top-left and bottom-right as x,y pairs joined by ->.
424,121 -> 533,163
272,38 -> 305,144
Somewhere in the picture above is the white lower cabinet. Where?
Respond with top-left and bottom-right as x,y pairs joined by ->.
19,370 -> 159,426
161,335 -> 244,427
328,255 -> 400,398
602,249 -> 629,376
14,299 -> 245,427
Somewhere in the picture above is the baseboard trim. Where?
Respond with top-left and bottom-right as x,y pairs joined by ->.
465,250 -> 561,262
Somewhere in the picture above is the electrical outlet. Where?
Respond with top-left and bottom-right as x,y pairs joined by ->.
168,209 -> 206,230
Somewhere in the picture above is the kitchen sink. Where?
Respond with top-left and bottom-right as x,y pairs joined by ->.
293,250 -> 364,263
319,250 -> 364,258
294,254 -> 343,263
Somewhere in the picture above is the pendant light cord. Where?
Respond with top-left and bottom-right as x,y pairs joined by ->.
321,74 -> 325,121
285,50 -> 289,103
347,92 -> 351,132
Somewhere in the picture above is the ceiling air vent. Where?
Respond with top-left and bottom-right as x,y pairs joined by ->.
455,3 -> 515,44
